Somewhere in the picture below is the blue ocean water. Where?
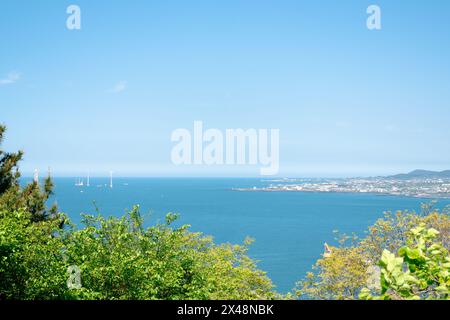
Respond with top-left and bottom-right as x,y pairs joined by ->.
39,177 -> 450,293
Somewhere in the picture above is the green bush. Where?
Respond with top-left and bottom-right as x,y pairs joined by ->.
64,206 -> 276,300
0,209 -> 69,299
296,207 -> 450,300
0,206 -> 276,300
360,224 -> 450,300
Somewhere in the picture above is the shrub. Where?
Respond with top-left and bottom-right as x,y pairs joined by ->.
0,206 -> 277,300
360,224 -> 450,300
296,206 -> 450,300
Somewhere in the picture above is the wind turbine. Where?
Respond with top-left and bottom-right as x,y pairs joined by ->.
109,171 -> 113,189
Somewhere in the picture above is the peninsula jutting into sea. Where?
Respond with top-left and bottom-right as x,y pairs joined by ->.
233,170 -> 450,199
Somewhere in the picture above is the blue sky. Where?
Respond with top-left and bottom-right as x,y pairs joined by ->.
1,0 -> 449,177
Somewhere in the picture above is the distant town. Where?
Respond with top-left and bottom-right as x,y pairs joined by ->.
234,170 -> 450,199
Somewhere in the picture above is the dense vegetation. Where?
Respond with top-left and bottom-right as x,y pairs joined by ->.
1,123 -> 449,300
296,205 -> 450,300
0,207 -> 277,300
360,223 -> 450,300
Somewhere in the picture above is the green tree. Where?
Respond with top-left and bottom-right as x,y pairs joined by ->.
0,125 -> 22,194
296,206 -> 450,300
0,125 -> 58,222
0,205 -> 278,300
0,209 -> 69,299
64,206 -> 277,300
296,246 -> 370,300
360,224 -> 450,300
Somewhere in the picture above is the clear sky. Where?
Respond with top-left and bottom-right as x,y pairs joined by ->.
1,0 -> 449,177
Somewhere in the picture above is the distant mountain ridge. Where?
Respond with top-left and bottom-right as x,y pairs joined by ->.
388,170 -> 450,179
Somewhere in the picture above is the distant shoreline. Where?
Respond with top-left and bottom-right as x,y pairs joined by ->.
232,176 -> 450,200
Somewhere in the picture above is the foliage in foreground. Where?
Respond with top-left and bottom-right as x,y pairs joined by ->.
0,124 -> 58,223
0,206 -> 276,300
296,206 -> 450,300
0,209 -> 68,299
360,224 -> 450,300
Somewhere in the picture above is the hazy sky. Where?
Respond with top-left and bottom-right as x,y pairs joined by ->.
1,0 -> 449,177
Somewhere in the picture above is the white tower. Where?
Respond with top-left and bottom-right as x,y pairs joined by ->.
87,172 -> 90,187
109,171 -> 113,189
33,169 -> 39,183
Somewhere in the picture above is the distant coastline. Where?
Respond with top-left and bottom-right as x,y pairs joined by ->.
233,170 -> 450,199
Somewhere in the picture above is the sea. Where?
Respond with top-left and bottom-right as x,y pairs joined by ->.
35,177 -> 450,293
